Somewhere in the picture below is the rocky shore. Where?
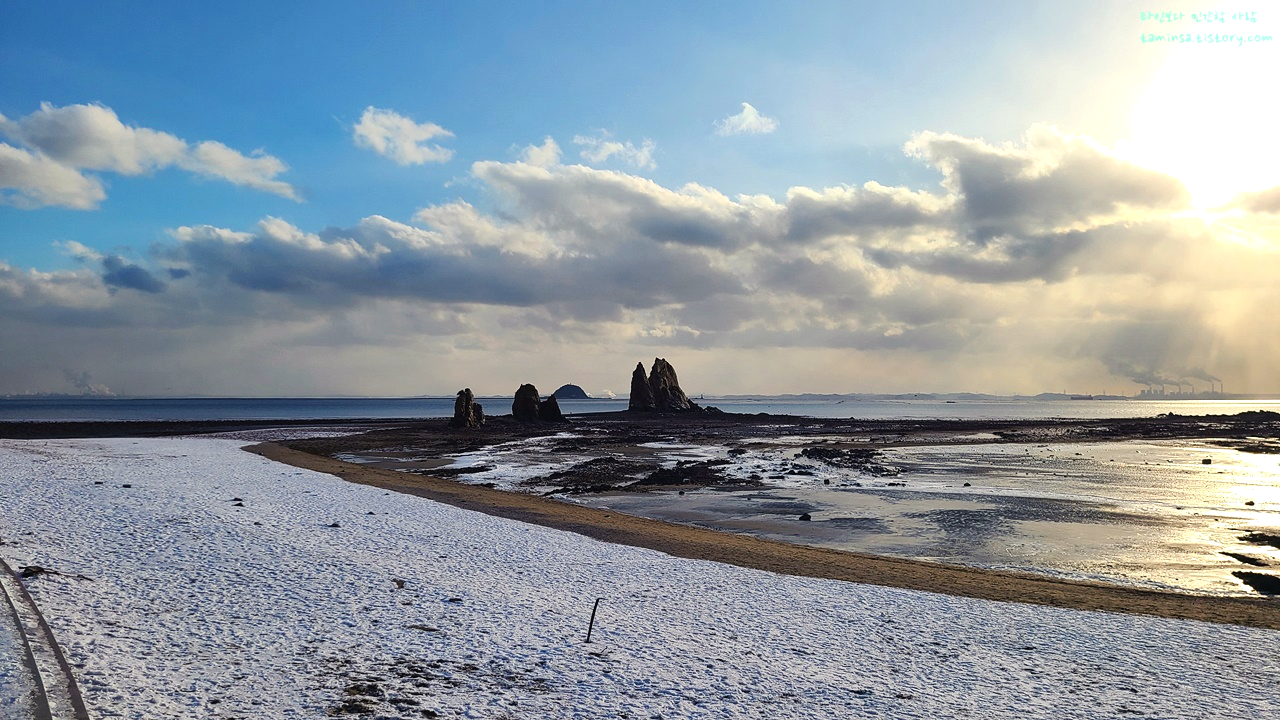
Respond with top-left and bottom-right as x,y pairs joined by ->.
282,408 -> 1280,495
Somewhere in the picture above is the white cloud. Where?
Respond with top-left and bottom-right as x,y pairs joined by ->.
519,136 -> 562,168
179,141 -> 299,200
57,240 -> 104,262
0,102 -> 299,206
353,107 -> 454,165
2,124 -> 1277,396
572,132 -> 656,169
0,102 -> 186,173
714,102 -> 778,136
0,142 -> 106,209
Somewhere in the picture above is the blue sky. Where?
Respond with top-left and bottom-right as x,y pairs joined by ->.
2,0 -> 1156,267
3,1 -> 1279,396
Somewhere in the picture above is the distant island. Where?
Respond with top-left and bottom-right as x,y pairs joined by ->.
551,384 -> 591,400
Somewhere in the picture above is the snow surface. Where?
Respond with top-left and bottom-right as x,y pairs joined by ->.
0,589 -> 37,720
2,437 -> 1280,719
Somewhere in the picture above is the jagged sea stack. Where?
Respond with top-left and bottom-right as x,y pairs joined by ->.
539,394 -> 567,422
449,388 -> 485,428
511,383 -> 569,423
648,357 -> 698,411
629,362 -> 656,411
629,358 -> 700,412
512,383 -> 542,422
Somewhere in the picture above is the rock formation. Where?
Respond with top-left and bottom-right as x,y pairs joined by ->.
449,388 -> 485,428
539,395 -> 567,422
511,383 -> 570,423
629,358 -> 700,412
512,383 -> 542,422
552,383 -> 590,400
629,362 -> 656,411
648,357 -> 697,411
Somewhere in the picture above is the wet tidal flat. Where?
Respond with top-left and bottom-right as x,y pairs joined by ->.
576,440 -> 1280,597
303,413 -> 1280,598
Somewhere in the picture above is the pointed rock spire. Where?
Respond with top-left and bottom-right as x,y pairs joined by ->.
629,362 -> 655,411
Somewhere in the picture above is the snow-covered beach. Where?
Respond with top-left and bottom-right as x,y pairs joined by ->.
3,436 -> 1280,719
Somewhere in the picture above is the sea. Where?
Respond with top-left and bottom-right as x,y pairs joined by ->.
3,395 -> 1280,422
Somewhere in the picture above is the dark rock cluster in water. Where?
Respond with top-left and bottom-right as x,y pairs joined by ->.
629,358 -> 701,412
449,388 -> 485,429
798,447 -> 900,476
511,383 -> 568,423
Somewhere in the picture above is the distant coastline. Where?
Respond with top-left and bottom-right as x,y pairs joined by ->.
5,391 -> 1278,401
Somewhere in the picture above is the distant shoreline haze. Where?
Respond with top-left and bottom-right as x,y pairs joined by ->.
4,396 -> 1280,424
3,392 -> 1277,401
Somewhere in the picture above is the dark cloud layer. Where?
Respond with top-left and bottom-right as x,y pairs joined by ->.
1231,185 -> 1280,214
102,255 -> 166,294
907,126 -> 1191,242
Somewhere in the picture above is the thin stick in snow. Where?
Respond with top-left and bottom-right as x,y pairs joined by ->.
585,597 -> 603,643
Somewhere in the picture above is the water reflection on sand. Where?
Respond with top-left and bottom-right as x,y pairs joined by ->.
574,439 -> 1280,597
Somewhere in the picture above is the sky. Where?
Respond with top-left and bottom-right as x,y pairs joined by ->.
3,0 -> 1280,398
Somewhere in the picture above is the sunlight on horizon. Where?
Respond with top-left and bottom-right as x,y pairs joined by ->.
1117,5 -> 1280,210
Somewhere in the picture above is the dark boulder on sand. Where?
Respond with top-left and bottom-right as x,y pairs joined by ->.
630,358 -> 700,412
1234,571 -> 1280,595
449,388 -> 485,428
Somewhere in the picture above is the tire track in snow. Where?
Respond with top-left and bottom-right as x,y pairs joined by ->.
0,559 -> 89,720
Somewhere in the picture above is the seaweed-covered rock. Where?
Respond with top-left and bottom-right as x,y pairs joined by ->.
449,388 -> 485,428
798,447 -> 899,476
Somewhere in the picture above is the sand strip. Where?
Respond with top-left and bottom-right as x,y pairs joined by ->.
249,442 -> 1280,630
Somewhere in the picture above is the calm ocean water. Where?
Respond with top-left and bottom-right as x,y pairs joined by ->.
2,396 -> 1279,422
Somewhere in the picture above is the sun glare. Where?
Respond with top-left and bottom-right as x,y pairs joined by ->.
1118,7 -> 1280,209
